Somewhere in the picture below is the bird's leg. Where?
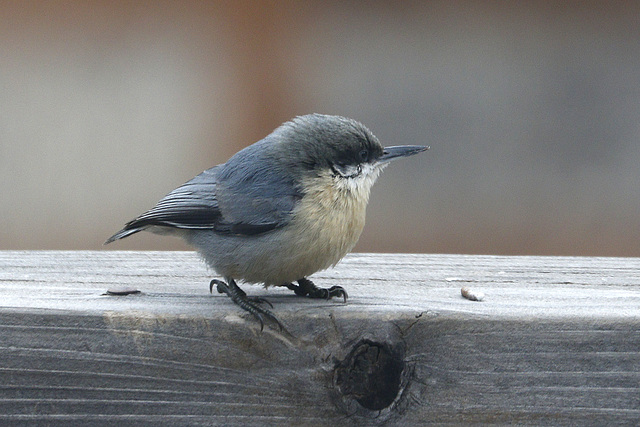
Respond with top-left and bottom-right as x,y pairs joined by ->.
209,279 -> 273,308
286,277 -> 348,303
210,278 -> 283,331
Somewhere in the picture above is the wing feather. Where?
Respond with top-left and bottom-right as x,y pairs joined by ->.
105,136 -> 303,244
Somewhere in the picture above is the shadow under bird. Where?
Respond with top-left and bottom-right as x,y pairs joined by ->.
105,114 -> 428,330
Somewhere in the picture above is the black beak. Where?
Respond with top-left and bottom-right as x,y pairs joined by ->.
378,145 -> 429,163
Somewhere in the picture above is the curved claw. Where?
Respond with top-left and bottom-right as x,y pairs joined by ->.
210,279 -> 225,294
253,312 -> 266,332
290,278 -> 348,303
242,303 -> 284,332
327,285 -> 348,303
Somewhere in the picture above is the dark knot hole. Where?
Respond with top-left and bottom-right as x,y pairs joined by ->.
334,339 -> 405,411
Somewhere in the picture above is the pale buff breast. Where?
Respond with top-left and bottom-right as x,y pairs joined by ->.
232,172 -> 373,286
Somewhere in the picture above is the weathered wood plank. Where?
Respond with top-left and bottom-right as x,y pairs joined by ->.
0,251 -> 639,425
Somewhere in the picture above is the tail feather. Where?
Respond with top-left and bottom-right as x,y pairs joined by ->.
104,226 -> 146,245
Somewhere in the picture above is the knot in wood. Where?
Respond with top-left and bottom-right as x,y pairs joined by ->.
334,339 -> 404,411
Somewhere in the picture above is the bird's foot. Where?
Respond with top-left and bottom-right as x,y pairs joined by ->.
286,277 -> 348,303
210,279 -> 283,331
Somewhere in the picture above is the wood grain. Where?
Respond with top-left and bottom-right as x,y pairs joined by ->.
1,251 -> 639,425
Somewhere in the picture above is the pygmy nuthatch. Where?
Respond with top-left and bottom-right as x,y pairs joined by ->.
106,114 -> 428,329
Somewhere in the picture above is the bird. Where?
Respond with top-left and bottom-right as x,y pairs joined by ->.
105,114 -> 428,330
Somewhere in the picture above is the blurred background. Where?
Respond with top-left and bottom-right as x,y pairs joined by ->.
1,1 -> 639,256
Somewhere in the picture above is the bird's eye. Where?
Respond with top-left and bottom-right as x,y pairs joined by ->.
358,149 -> 369,162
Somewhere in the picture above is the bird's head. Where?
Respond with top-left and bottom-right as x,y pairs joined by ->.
277,114 -> 428,194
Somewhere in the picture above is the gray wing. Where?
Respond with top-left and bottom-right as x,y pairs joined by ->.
105,137 -> 303,244
213,135 -> 303,232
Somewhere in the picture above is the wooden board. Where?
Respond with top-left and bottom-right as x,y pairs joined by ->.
1,251 -> 639,425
